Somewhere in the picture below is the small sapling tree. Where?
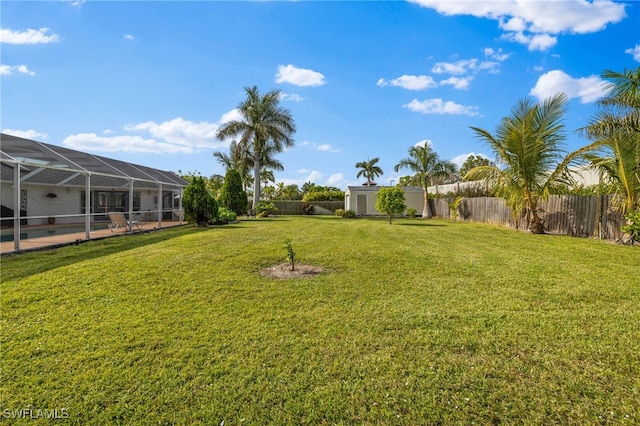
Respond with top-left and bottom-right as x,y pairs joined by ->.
284,239 -> 295,271
375,186 -> 406,224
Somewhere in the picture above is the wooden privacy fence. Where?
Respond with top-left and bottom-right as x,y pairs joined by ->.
431,195 -> 626,240
273,201 -> 344,215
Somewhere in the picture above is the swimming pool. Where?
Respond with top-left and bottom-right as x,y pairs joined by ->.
0,224 -> 110,242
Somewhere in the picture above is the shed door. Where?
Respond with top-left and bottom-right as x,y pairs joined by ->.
357,194 -> 367,215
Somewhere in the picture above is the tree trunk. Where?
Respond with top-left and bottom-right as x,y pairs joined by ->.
528,209 -> 545,234
252,154 -> 261,210
422,187 -> 432,218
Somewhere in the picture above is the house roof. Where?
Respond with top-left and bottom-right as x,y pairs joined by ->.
0,133 -> 189,189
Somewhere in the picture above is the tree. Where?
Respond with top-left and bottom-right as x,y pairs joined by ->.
394,144 -> 457,218
213,140 -> 253,191
355,157 -> 383,185
460,155 -> 493,180
206,174 -> 225,199
571,67 -> 640,216
219,169 -> 249,215
183,175 -> 218,226
301,181 -> 316,194
216,86 -> 296,210
467,93 -> 573,234
375,186 -> 406,224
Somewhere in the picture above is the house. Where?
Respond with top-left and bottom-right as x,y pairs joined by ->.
1,133 -> 189,250
344,185 -> 425,216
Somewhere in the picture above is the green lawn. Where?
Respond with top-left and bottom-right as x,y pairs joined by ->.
1,216 -> 639,424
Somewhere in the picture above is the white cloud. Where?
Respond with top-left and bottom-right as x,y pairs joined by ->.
440,76 -> 472,90
530,70 -> 605,104
124,34 -> 135,41
432,58 -> 500,75
484,47 -> 510,62
125,117 -> 221,150
301,141 -> 340,153
377,75 -> 437,90
409,0 -> 626,51
219,108 -> 242,124
63,133 -> 193,154
280,93 -> 307,102
626,44 -> 640,62
0,64 -> 35,76
327,173 -> 346,187
275,64 -> 325,87
2,129 -> 48,140
404,98 -> 479,116
0,28 -> 61,44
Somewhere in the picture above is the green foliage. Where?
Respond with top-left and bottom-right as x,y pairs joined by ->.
215,86 -> 296,209
460,155 -> 493,180
182,175 -> 218,226
283,238 -> 295,271
335,209 -> 345,217
468,93 -> 571,234
302,189 -> 345,202
355,157 -> 384,184
219,169 -> 249,215
217,207 -> 238,224
621,210 -> 640,242
375,186 -> 406,224
407,207 -> 417,218
448,196 -> 464,222
254,201 -> 279,218
343,209 -> 357,218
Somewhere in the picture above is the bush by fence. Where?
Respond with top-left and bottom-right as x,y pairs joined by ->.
432,195 -> 625,240
273,201 -> 344,215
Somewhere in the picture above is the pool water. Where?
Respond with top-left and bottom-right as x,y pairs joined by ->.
0,224 -> 110,242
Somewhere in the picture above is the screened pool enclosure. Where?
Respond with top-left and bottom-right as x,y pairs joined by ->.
1,133 -> 189,253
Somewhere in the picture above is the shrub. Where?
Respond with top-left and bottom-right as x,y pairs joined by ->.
217,207 -> 237,224
343,209 -> 356,218
255,202 -> 279,218
303,190 -> 345,202
335,209 -> 345,217
219,169 -> 248,215
407,207 -> 417,218
183,175 -> 218,226
621,210 -> 640,243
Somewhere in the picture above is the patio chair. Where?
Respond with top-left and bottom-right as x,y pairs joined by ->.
108,212 -> 143,232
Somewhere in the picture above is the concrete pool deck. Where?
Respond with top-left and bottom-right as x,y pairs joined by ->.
0,221 -> 184,255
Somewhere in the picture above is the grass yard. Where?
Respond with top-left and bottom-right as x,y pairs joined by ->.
1,216 -> 639,424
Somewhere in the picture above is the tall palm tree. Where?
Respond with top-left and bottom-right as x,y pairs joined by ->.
467,93 -> 572,234
571,67 -> 640,215
216,86 -> 296,209
355,157 -> 383,185
394,144 -> 456,218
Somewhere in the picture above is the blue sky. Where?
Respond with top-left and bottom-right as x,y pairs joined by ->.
2,0 -> 639,189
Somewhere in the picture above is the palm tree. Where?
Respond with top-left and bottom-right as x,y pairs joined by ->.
213,140 -> 253,191
394,144 -> 456,218
571,68 -> 640,215
216,86 -> 296,209
467,93 -> 572,234
355,157 -> 383,185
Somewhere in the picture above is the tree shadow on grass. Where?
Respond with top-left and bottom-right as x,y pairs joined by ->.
1,226 -> 213,281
